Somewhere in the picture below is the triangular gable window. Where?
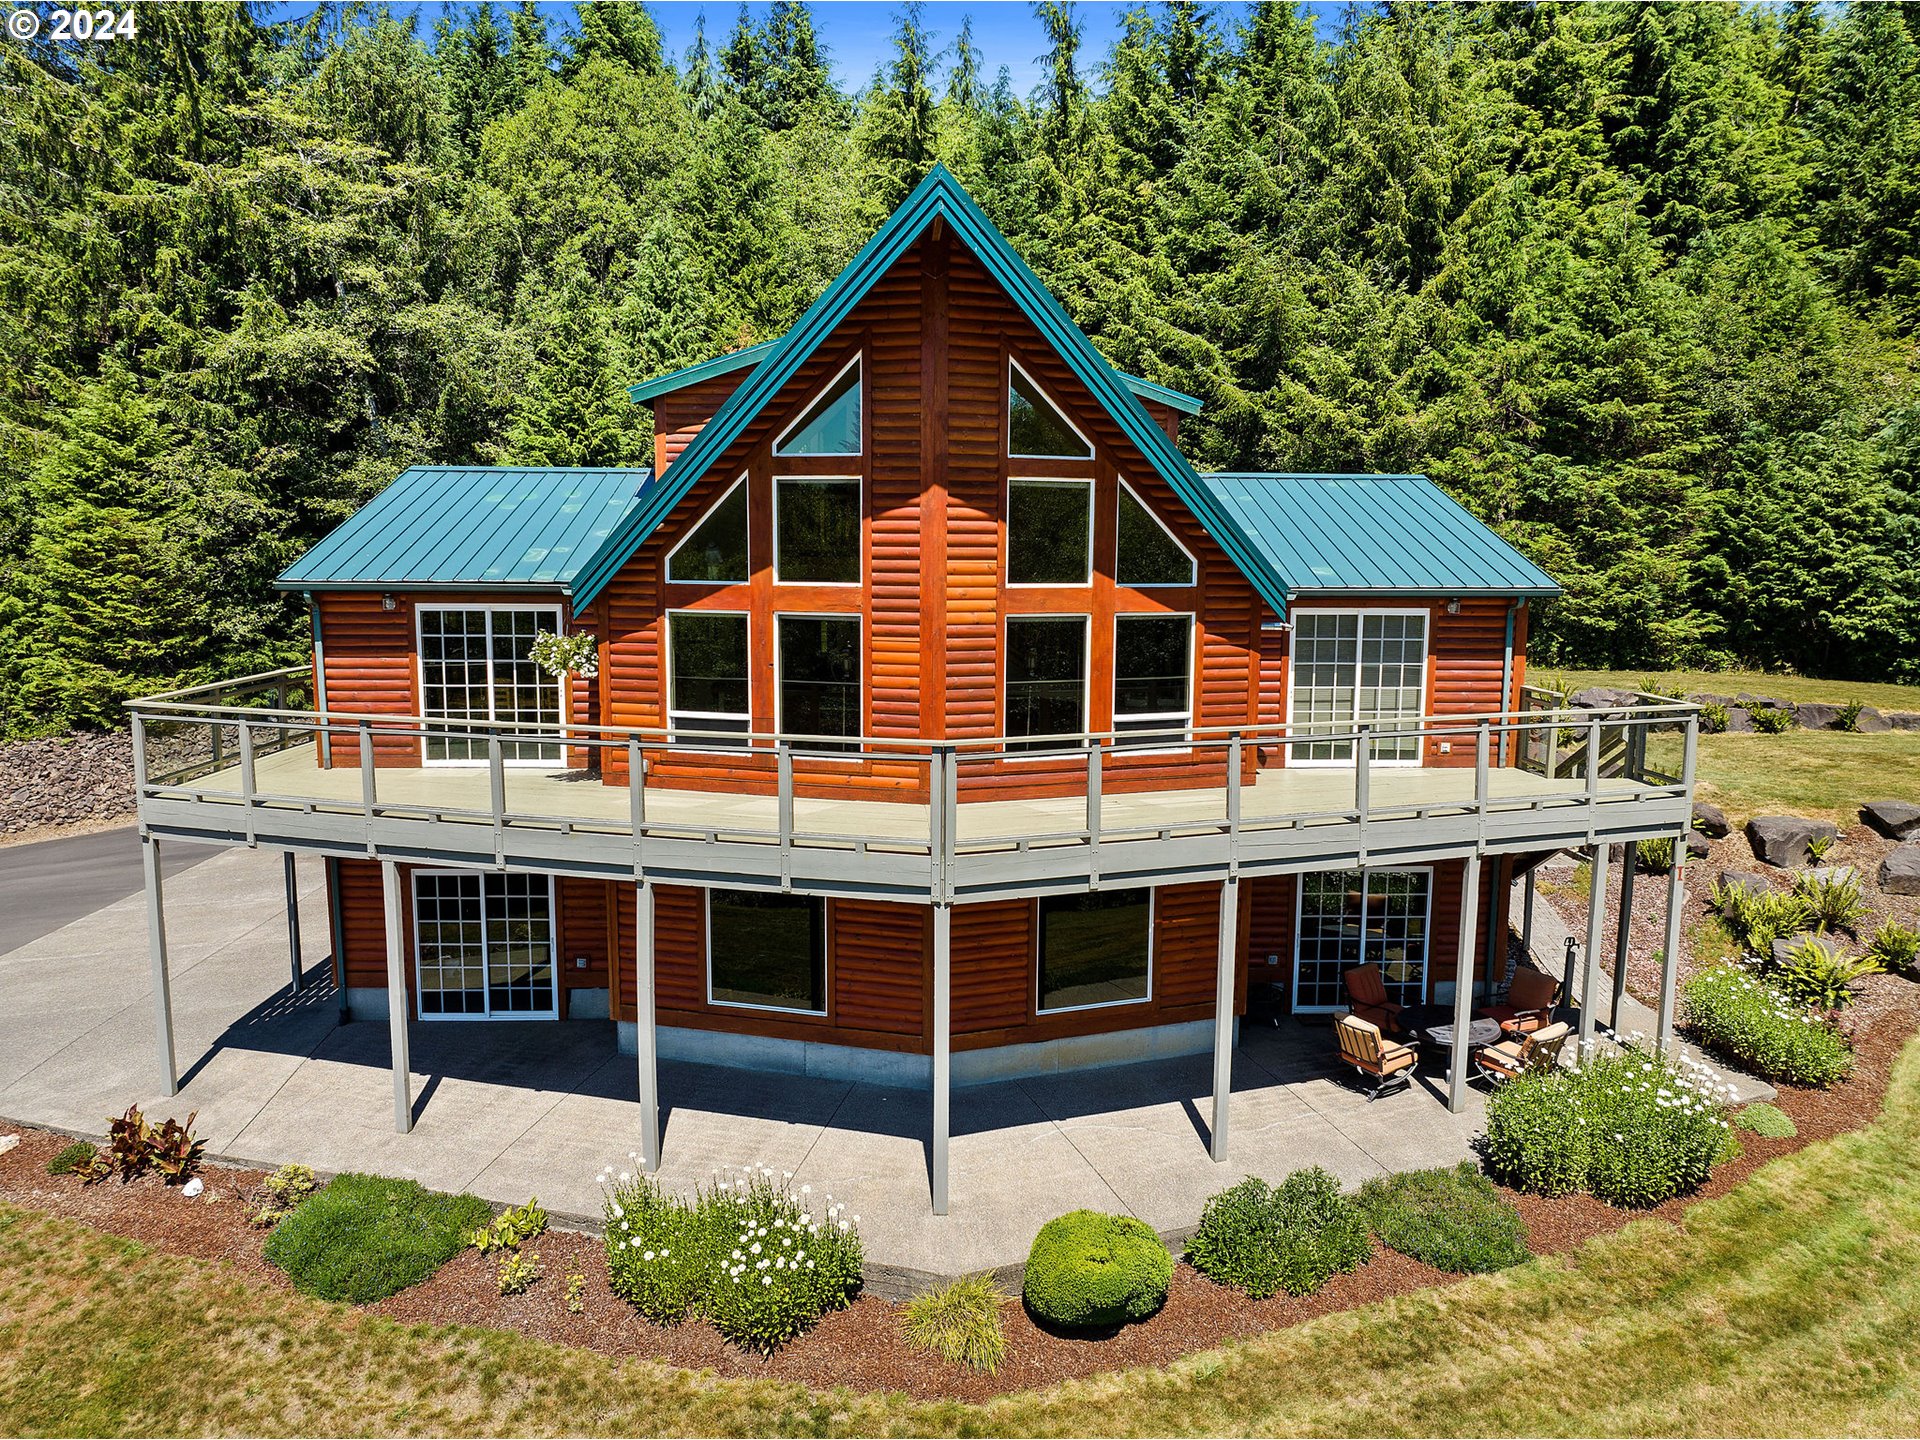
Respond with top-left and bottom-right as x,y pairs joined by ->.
1009,361 -> 1092,458
774,356 -> 862,456
666,477 -> 749,584
1116,479 -> 1197,587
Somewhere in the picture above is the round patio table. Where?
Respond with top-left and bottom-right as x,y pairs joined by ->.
1412,1015 -> 1503,1052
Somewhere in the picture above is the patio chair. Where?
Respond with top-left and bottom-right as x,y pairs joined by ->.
1478,966 -> 1560,1036
1341,963 -> 1405,1034
1472,1021 -> 1573,1087
1333,1012 -> 1419,1100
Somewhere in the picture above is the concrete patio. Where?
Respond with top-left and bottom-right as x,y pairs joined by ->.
1,843 -> 1493,1280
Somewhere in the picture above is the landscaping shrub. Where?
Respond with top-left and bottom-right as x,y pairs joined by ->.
1775,940 -> 1883,1011
1186,1169 -> 1371,1299
1636,836 -> 1674,872
1698,702 -> 1729,735
496,1249 -> 542,1296
1483,1047 -> 1735,1207
470,1197 -> 548,1254
1749,705 -> 1796,734
1024,1210 -> 1172,1330
603,1173 -> 716,1325
1714,888 -> 1813,957
263,1173 -> 491,1303
1838,699 -> 1866,732
1356,1163 -> 1531,1273
1866,920 -> 1920,976
903,1273 -> 1010,1372
1732,1103 -> 1798,1139
1807,834 -> 1837,862
1792,869 -> 1868,933
1683,965 -> 1854,1087
250,1163 -> 317,1228
46,1142 -> 96,1176
89,1105 -> 204,1185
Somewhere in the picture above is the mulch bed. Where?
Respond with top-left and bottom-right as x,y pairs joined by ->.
3,971 -> 1916,1402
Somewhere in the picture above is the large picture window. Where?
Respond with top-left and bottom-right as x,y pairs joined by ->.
418,606 -> 563,764
1293,868 -> 1431,1013
1005,616 -> 1087,752
667,611 -> 750,744
1037,888 -> 1153,1012
777,615 -> 860,750
1008,360 -> 1092,458
1116,480 -> 1196,587
1006,478 -> 1093,586
413,871 -> 557,1019
666,478 -> 749,584
1113,614 -> 1192,746
708,889 -> 828,1014
1288,610 -> 1428,764
774,477 -> 861,584
775,356 -> 862,456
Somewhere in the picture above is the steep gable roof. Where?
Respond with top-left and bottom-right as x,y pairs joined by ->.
571,164 -> 1280,611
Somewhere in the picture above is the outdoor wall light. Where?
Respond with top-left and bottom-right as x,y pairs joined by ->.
1445,598 -> 1462,614
381,593 -> 396,611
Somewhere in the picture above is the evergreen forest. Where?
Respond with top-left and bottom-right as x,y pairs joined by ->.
3,0 -> 1917,736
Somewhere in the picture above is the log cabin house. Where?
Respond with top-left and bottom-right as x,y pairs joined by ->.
129,167 -> 1698,1213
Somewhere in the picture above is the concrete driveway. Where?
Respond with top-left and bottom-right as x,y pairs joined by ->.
0,844 -> 1494,1279
0,825 -> 215,956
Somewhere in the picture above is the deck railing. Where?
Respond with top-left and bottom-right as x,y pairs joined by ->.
128,669 -> 1698,898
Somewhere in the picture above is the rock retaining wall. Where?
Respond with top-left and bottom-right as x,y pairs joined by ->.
0,732 -> 139,836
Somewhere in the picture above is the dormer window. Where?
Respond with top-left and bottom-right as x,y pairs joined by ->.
775,355 -> 862,456
1008,361 -> 1092,458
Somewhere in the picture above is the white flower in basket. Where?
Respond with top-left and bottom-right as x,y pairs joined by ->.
528,629 -> 599,679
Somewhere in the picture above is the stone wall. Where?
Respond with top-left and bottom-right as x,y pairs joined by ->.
0,731 -> 139,836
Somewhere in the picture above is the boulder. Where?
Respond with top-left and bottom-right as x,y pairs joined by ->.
1685,829 -> 1711,860
1691,801 -> 1730,838
1889,712 -> 1920,732
1855,705 -> 1892,733
1736,693 -> 1788,711
1793,701 -> 1845,731
1715,870 -> 1774,901
1744,814 -> 1839,868
1862,800 -> 1920,842
1881,845 -> 1920,898
1771,931 -> 1844,968
1722,706 -> 1755,733
1570,685 -> 1641,710
1803,864 -> 1860,889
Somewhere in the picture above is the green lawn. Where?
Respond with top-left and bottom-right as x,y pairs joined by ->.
1645,729 -> 1920,825
5,1043 -> 1920,1435
1540,668 -> 1920,713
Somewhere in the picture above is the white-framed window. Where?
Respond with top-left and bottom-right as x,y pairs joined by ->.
1291,867 -> 1432,1014
707,887 -> 828,1015
416,605 -> 564,766
773,476 -> 862,585
1115,478 -> 1197,587
1008,358 -> 1093,458
775,612 -> 861,753
666,476 -> 749,585
666,609 -> 750,746
413,870 -> 558,1020
1036,887 -> 1154,1013
1006,476 -> 1094,586
1286,609 -> 1429,765
1112,612 -> 1193,748
1004,614 -> 1089,753
774,354 -> 863,457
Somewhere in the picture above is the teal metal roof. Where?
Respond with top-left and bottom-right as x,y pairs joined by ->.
578,164 -> 1269,610
1196,474 -> 1561,598
276,466 -> 651,591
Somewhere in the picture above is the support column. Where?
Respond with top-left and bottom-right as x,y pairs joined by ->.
142,835 -> 178,1097
1211,877 -> 1238,1161
283,851 -> 304,994
1521,868 -> 1536,957
635,880 -> 659,1173
1580,843 -> 1611,1048
932,902 -> 952,1216
1656,828 -> 1687,1054
1612,841 -> 1638,1026
1448,854 -> 1483,1114
381,859 -> 412,1133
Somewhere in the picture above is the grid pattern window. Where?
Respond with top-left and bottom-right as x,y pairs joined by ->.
419,607 -> 562,763
775,359 -> 862,456
1115,484 -> 1196,587
1038,888 -> 1152,1012
1005,616 -> 1086,752
1113,614 -> 1192,746
1007,479 -> 1092,585
1289,611 -> 1427,763
667,611 -> 750,744
778,616 -> 860,751
1293,869 -> 1430,1012
774,478 -> 861,583
414,872 -> 556,1019
1008,363 -> 1092,458
709,889 -> 828,1014
666,480 -> 749,584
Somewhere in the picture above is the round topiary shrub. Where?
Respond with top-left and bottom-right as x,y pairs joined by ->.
1023,1210 -> 1171,1330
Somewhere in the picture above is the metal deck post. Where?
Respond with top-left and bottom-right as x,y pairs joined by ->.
1448,853 -> 1483,1113
1612,841 -> 1638,1025
635,879 -> 660,1171
1580,843 -> 1611,1047
142,835 -> 178,1097
1656,827 -> 1687,1054
932,902 -> 952,1215
381,859 -> 412,1132
283,851 -> 303,993
1211,877 -> 1238,1158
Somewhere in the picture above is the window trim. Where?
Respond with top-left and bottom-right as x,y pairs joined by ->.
1282,606 -> 1431,770
773,609 -> 865,757
1111,610 -> 1196,754
772,474 -> 864,587
1004,475 -> 1095,588
665,475 -> 750,586
1034,886 -> 1157,1016
773,353 -> 864,458
412,868 -> 559,1022
414,603 -> 565,769
704,887 -> 831,1018
1115,476 -> 1198,588
664,607 -> 753,749
1002,612 -> 1091,759
1289,865 -> 1434,1015
1007,357 -> 1094,459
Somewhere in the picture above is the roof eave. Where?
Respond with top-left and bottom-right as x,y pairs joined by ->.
273,578 -> 579,594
